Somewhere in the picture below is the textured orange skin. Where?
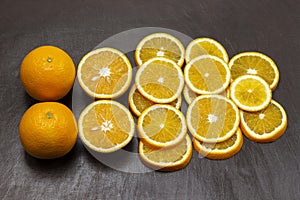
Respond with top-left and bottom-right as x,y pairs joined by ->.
20,46 -> 75,101
19,102 -> 78,159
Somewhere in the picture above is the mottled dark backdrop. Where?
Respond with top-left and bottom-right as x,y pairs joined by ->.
0,0 -> 299,199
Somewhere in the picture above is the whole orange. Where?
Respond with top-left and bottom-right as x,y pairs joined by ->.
20,45 -> 76,101
19,102 -> 78,159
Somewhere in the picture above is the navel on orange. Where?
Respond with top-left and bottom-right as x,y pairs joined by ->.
20,45 -> 76,101
19,102 -> 78,159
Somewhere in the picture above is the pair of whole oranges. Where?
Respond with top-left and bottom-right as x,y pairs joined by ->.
19,46 -> 78,159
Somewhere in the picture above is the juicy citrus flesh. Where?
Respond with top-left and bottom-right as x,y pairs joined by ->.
184,55 -> 230,95
138,104 -> 187,148
19,102 -> 78,159
139,135 -> 192,171
230,75 -> 272,111
135,57 -> 184,103
78,100 -> 134,153
129,84 -> 181,116
78,48 -> 132,99
135,33 -> 185,67
185,38 -> 229,63
229,52 -> 279,90
186,95 -> 240,143
183,85 -> 199,104
240,100 -> 287,142
193,128 -> 243,160
20,45 -> 75,101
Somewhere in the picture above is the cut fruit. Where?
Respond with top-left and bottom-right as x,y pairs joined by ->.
139,135 -> 192,172
183,85 -> 199,104
134,33 -> 185,67
183,85 -> 230,104
137,104 -> 187,148
186,95 -> 240,143
240,100 -> 287,142
77,48 -> 132,99
193,128 -> 243,160
128,84 -> 182,117
78,100 -> 135,153
230,75 -> 272,112
184,55 -> 231,95
135,57 -> 184,103
229,52 -> 279,90
185,38 -> 229,63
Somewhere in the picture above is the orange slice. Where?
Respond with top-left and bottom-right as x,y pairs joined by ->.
137,104 -> 187,148
230,75 -> 272,112
193,128 -> 243,160
184,55 -> 231,95
78,100 -> 135,153
240,100 -> 287,142
186,95 -> 240,143
185,38 -> 229,63
135,57 -> 184,103
128,84 -> 182,117
134,33 -> 185,67
229,52 -> 279,90
77,48 -> 132,99
139,135 -> 192,171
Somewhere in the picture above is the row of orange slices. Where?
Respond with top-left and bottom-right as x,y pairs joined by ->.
77,33 -> 287,171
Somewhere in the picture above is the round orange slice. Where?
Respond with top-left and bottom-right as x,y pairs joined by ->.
77,48 -> 132,99
134,32 -> 185,67
184,55 -> 231,95
128,84 -> 182,117
185,37 -> 229,63
135,57 -> 184,103
78,100 -> 135,153
240,100 -> 287,142
186,95 -> 240,143
229,52 -> 279,90
230,75 -> 272,112
193,128 -> 243,160
139,135 -> 192,172
137,104 -> 187,148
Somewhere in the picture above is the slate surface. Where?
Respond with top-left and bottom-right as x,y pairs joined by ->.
0,0 -> 299,199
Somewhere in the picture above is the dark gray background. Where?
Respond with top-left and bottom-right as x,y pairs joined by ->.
1,0 -> 299,199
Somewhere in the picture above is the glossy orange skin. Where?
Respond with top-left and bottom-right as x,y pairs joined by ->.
19,102 -> 78,159
20,46 -> 75,101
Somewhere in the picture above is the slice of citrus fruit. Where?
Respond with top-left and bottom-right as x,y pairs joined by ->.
230,75 -> 272,112
229,52 -> 279,90
78,100 -> 135,153
137,104 -> 187,148
193,128 -> 243,160
183,85 -> 199,104
184,55 -> 231,95
139,135 -> 192,171
186,95 -> 240,143
128,84 -> 182,117
77,48 -> 132,99
185,38 -> 229,63
134,33 -> 185,67
240,100 -> 287,142
183,85 -> 230,104
135,57 -> 184,103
